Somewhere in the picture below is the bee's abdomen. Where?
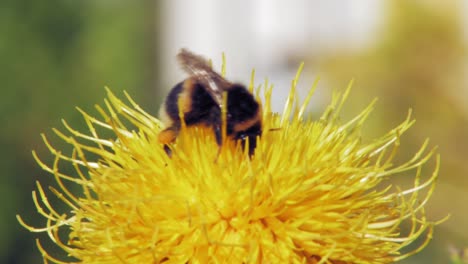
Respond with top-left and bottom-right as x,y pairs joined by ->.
165,79 -> 218,125
164,81 -> 185,121
186,82 -> 219,124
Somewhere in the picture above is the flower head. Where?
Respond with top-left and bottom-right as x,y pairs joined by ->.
19,65 -> 442,263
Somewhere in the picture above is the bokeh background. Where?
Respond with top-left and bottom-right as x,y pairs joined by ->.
2,1 -> 468,263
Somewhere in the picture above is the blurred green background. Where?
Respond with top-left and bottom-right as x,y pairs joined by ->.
1,1 -> 158,263
2,1 -> 467,263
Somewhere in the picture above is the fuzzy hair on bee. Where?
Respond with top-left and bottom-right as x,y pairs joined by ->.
158,49 -> 262,156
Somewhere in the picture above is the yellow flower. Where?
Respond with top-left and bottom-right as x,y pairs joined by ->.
18,65 -> 442,264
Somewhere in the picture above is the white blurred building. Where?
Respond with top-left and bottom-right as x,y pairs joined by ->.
159,1 -> 468,114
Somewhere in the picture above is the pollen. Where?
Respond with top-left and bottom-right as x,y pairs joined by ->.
18,66 -> 444,264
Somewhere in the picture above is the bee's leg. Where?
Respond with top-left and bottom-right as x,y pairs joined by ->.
213,124 -> 222,146
158,127 -> 179,157
211,124 -> 224,163
163,145 -> 172,157
246,135 -> 258,157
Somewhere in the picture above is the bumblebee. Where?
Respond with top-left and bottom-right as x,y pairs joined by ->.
158,49 -> 262,156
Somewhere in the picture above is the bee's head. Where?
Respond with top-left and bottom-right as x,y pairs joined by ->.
233,121 -> 262,156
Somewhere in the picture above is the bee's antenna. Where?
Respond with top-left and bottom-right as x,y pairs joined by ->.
268,128 -> 282,132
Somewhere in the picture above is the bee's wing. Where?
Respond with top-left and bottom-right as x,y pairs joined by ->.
177,48 -> 230,106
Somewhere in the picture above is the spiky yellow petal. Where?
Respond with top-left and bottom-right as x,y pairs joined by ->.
19,67 -> 442,264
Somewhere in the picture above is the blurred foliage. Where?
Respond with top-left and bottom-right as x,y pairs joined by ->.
449,246 -> 468,264
0,1 -> 157,263
318,1 -> 467,263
